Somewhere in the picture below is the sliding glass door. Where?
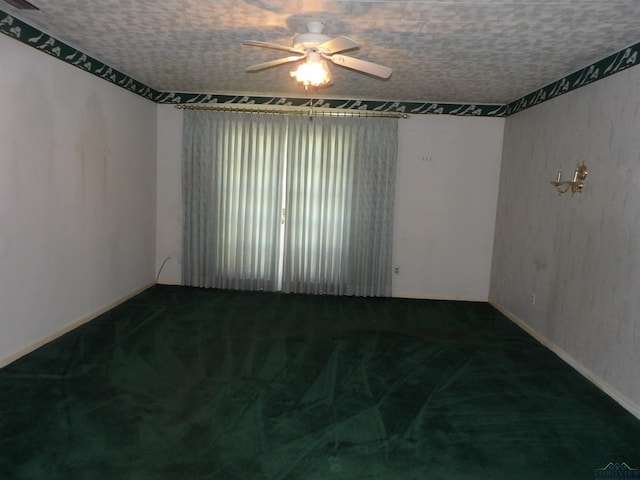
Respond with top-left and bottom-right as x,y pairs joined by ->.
182,112 -> 286,291
182,110 -> 397,297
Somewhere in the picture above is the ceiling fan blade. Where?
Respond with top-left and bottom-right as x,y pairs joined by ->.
317,36 -> 360,55
243,40 -> 305,55
329,54 -> 392,79
246,55 -> 306,72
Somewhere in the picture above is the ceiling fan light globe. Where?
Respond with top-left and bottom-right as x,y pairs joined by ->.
290,59 -> 332,87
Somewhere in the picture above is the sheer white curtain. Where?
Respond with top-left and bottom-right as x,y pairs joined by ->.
182,111 -> 286,290
182,110 -> 398,296
282,116 -> 397,296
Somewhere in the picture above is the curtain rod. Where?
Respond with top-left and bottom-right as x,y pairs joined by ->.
174,103 -> 408,119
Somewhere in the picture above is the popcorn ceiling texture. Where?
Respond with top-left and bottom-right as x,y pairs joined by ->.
2,0 -> 640,104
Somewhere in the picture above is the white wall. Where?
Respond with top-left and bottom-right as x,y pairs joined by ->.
155,105 -> 183,283
393,115 -> 504,300
0,34 -> 158,365
155,108 -> 505,300
490,65 -> 640,414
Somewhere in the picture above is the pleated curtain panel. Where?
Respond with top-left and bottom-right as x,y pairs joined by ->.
182,110 -> 398,297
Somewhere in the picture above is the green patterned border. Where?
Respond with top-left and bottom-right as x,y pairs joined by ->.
3,8 -> 640,117
0,10 -> 159,100
154,92 -> 508,117
507,40 -> 640,115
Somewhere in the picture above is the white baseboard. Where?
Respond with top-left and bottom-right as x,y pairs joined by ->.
489,298 -> 640,421
392,292 -> 489,302
0,282 -> 155,369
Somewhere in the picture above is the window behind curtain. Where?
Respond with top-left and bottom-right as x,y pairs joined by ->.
182,110 -> 398,297
182,112 -> 286,291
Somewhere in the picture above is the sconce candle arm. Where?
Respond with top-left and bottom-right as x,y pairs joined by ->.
550,163 -> 588,196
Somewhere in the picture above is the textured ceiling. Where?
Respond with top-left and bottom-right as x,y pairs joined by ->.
2,0 -> 640,104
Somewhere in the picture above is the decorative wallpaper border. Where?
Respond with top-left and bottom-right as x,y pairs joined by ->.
506,40 -> 640,115
2,8 -> 640,117
0,10 -> 160,101
154,91 -> 508,117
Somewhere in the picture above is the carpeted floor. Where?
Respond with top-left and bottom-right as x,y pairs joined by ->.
1,285 -> 639,479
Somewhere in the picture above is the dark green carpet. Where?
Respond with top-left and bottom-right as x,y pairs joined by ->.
1,286 -> 639,479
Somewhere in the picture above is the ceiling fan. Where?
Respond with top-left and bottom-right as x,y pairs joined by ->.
244,21 -> 392,88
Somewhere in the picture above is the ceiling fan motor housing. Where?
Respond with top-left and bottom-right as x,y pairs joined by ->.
293,21 -> 330,50
293,33 -> 332,50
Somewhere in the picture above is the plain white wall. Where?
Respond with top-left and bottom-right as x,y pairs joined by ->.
393,115 -> 504,300
155,108 -> 505,300
490,64 -> 640,414
0,34 -> 158,364
155,105 -> 183,283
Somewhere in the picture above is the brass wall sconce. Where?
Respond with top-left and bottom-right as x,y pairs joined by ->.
550,163 -> 588,196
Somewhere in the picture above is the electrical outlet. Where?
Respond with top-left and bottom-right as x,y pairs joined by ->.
530,293 -> 536,306
393,266 -> 400,275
